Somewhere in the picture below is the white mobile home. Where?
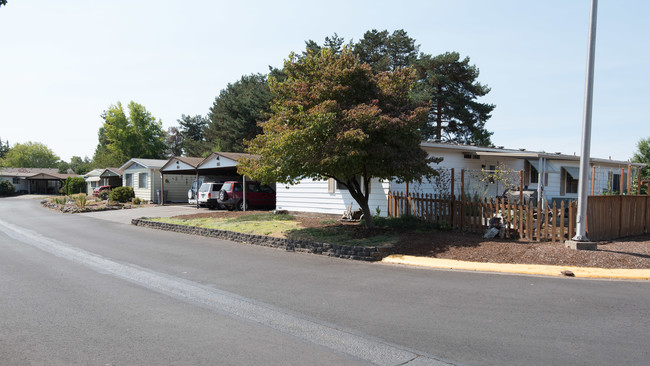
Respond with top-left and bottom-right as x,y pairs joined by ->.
120,158 -> 195,203
275,142 -> 645,216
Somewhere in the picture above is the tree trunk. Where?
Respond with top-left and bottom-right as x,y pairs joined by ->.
436,86 -> 443,140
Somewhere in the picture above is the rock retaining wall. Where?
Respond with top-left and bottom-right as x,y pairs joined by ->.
131,219 -> 391,262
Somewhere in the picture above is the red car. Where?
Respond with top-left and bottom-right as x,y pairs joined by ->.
92,185 -> 113,197
217,181 -> 276,211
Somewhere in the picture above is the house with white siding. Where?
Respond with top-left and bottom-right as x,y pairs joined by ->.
84,169 -> 104,195
119,158 -> 194,203
275,142 -> 644,216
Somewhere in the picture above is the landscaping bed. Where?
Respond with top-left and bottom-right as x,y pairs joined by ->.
160,210 -> 650,269
42,196 -> 154,213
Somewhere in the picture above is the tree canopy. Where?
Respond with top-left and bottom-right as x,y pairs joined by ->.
412,52 -> 495,145
93,101 -> 166,167
177,114 -> 210,157
1,141 -> 59,168
58,156 -> 94,175
353,29 -> 419,71
205,73 -> 273,153
239,48 -> 439,228
303,30 -> 494,145
632,137 -> 650,193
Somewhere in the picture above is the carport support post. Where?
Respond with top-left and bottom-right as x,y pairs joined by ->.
195,169 -> 199,209
160,172 -> 165,206
242,175 -> 246,212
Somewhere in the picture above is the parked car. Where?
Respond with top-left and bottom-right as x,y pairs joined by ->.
217,181 -> 276,211
92,185 -> 113,197
188,178 -> 205,205
198,182 -> 224,209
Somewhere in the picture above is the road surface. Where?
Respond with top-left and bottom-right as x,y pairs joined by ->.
0,196 -> 648,365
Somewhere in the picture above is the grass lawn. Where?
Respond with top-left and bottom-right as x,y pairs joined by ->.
146,212 -> 430,247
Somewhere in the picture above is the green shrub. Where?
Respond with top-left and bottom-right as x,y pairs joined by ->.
64,177 -> 86,195
133,197 -> 142,205
109,186 -> 135,203
99,189 -> 109,200
0,180 -> 15,196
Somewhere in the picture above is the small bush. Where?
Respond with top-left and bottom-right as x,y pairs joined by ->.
72,193 -> 87,209
133,197 -> 142,205
109,186 -> 135,203
99,189 -> 109,200
0,180 -> 15,196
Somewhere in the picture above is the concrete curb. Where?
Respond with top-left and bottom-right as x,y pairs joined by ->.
382,255 -> 650,280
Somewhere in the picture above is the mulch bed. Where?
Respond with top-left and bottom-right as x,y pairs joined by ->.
169,210 -> 650,269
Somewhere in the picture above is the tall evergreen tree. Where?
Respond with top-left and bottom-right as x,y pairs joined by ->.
352,29 -> 419,71
177,114 -> 210,157
412,52 -> 495,146
205,74 -> 272,153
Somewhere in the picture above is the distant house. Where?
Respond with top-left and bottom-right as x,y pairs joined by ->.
119,158 -> 194,203
274,142 -> 645,216
0,167 -> 77,194
83,169 -> 104,195
99,167 -> 123,188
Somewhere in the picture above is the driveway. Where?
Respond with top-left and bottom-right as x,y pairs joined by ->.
80,204 -> 202,224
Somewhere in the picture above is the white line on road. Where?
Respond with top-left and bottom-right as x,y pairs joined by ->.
0,219 -> 455,366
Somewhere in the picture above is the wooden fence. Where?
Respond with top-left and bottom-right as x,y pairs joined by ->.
387,191 -> 576,242
388,192 -> 650,242
587,195 -> 650,241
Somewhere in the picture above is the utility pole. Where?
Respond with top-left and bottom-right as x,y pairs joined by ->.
566,0 -> 598,250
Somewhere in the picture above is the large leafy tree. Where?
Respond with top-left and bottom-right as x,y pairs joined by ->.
412,52 -> 495,145
177,114 -> 210,157
205,74 -> 272,153
0,138 -> 9,159
632,137 -> 650,194
93,101 -> 166,167
2,141 -> 59,168
58,156 -> 94,174
239,48 -> 439,228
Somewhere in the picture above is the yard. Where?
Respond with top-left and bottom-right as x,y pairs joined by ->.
159,210 -> 650,269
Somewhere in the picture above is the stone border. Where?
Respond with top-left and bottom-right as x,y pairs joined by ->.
131,218 -> 391,262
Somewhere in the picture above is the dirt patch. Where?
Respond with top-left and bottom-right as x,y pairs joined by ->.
170,210 -> 650,269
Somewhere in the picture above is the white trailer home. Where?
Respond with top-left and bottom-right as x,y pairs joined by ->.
274,142 -> 644,216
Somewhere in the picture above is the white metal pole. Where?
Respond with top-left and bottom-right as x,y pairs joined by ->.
573,0 -> 598,241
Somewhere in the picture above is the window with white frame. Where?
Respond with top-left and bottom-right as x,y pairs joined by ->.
125,173 -> 133,187
138,173 -> 148,189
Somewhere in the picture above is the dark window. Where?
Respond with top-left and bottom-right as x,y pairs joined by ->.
530,165 -> 539,184
566,172 -> 579,194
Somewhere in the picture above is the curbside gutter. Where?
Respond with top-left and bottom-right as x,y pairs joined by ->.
131,219 -> 392,262
382,255 -> 650,280
130,218 -> 650,280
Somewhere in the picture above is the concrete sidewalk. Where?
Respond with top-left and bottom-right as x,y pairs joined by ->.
80,204 -> 202,225
382,255 -> 650,280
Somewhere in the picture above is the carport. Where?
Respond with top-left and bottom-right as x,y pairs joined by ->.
159,153 -> 254,210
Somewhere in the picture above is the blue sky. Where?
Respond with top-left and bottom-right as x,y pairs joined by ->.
1,0 -> 648,162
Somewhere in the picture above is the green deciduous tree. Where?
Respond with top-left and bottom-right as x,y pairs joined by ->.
205,74 -> 273,153
1,141 -> 60,168
412,52 -> 495,146
632,137 -> 650,194
177,114 -> 210,157
93,101 -> 166,167
0,138 -> 9,159
239,49 -> 439,228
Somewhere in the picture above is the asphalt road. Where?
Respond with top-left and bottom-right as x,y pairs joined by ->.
0,196 -> 648,365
